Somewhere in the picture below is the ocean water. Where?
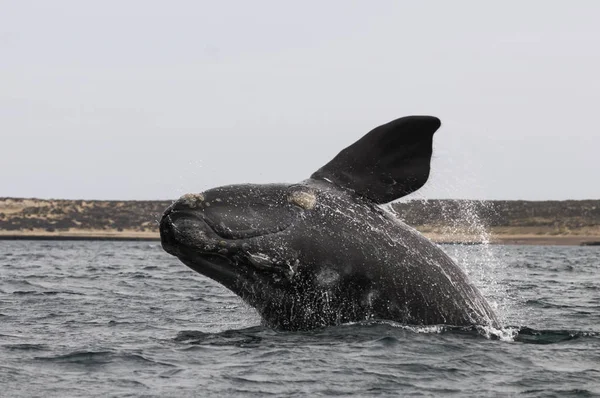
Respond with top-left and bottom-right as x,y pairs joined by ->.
1,241 -> 598,397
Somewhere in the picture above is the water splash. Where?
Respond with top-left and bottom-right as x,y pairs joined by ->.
389,199 -> 515,326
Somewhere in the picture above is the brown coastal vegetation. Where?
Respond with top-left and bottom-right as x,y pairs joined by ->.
1,197 -> 599,246
391,200 -> 600,246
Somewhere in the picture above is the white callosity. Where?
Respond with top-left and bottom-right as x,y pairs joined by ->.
288,190 -> 317,210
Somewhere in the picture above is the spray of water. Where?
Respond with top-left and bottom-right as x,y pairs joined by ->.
388,197 -> 521,339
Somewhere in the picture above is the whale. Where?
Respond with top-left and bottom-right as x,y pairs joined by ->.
160,116 -> 499,330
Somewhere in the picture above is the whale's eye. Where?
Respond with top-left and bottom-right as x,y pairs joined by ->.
288,190 -> 317,210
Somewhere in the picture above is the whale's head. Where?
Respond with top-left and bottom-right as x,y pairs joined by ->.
160,116 -> 448,329
160,183 -> 308,290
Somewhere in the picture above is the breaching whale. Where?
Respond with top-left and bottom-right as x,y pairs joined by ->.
160,116 -> 499,330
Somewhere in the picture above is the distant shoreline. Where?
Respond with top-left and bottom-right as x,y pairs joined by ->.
1,231 -> 598,246
1,197 -> 599,247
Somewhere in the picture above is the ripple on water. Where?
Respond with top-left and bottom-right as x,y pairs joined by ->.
1,241 -> 599,397
34,350 -> 177,368
3,343 -> 50,351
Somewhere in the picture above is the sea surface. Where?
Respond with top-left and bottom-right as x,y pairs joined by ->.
1,241 -> 599,397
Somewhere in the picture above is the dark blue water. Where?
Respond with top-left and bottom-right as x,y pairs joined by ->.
1,241 -> 598,397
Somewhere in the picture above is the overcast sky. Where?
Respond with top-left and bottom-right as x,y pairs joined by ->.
2,1 -> 599,201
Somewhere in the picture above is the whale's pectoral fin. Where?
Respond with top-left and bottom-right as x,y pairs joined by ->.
311,115 -> 441,204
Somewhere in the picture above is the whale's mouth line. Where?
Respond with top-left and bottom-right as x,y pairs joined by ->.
202,214 -> 291,240
164,209 -> 291,242
160,212 -> 294,282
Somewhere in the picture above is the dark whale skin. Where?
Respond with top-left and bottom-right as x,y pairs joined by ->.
160,116 -> 500,330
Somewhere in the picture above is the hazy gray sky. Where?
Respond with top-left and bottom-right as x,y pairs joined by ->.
2,1 -> 599,201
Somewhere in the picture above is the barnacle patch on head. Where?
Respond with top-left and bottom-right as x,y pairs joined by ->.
288,190 -> 317,210
179,193 -> 205,208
